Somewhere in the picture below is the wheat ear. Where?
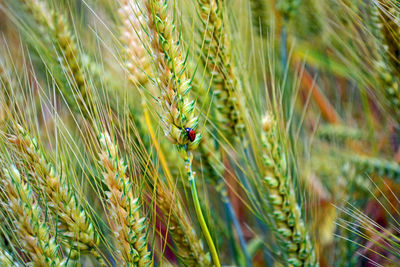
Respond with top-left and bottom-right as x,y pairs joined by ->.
145,1 -> 220,265
118,0 -> 151,87
18,0 -> 95,117
98,132 -> 151,267
145,0 -> 201,149
197,0 -> 244,141
8,125 -> 103,264
261,113 -> 316,266
369,3 -> 400,122
157,184 -> 212,266
1,166 -> 62,266
346,153 -> 400,181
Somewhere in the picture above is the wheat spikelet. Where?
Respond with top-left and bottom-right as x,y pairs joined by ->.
157,184 -> 211,266
1,165 -> 62,266
346,153 -> 400,181
197,0 -> 244,141
98,132 -> 151,266
261,113 -> 316,266
145,0 -> 201,150
8,125 -> 102,263
316,124 -> 366,142
118,0 -> 151,87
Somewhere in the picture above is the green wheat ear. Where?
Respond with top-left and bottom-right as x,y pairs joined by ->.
261,113 -> 317,266
197,0 -> 245,142
369,3 -> 400,122
145,0 -> 201,149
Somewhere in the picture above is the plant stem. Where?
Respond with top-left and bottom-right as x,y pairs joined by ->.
186,153 -> 221,267
281,23 -> 287,74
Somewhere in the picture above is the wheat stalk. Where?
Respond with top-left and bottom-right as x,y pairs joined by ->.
1,165 -> 62,266
261,113 -> 316,266
98,132 -> 151,266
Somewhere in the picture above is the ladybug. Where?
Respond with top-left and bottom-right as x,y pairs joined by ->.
185,128 -> 196,142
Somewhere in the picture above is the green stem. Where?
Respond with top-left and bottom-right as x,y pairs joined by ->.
186,153 -> 221,267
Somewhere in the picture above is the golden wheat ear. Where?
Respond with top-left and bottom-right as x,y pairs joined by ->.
98,132 -> 151,266
8,125 -> 105,265
118,0 -> 152,88
1,165 -> 63,266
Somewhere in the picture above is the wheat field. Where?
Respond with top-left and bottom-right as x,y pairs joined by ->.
0,0 -> 399,266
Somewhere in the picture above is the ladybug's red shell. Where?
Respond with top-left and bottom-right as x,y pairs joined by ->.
185,128 -> 196,142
